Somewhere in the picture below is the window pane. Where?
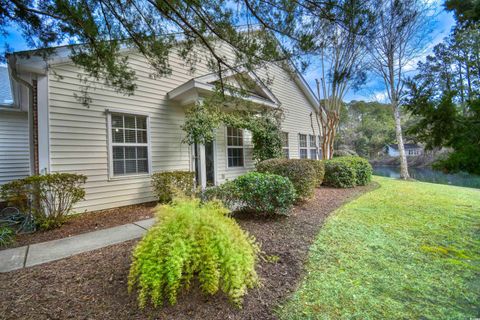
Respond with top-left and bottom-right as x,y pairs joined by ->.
227,127 -> 243,146
113,146 -> 124,160
300,149 -> 308,159
309,135 -> 316,147
112,128 -> 124,143
283,149 -> 289,159
113,160 -> 125,175
125,146 -> 136,159
310,149 -> 317,160
112,115 -> 123,128
137,130 -> 147,143
124,115 -> 136,129
125,129 -> 137,143
137,146 -> 148,159
299,134 -> 307,148
281,132 -> 289,148
136,117 -> 147,129
228,148 -> 244,167
137,159 -> 148,173
125,160 -> 137,174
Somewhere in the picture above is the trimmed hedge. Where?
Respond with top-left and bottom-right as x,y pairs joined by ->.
151,171 -> 195,203
323,156 -> 372,188
303,159 -> 325,187
256,159 -> 317,200
128,198 -> 259,308
203,172 -> 296,215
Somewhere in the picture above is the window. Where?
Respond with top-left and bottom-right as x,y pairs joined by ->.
109,113 -> 149,176
281,132 -> 289,158
309,134 -> 318,159
299,134 -> 308,159
227,127 -> 244,167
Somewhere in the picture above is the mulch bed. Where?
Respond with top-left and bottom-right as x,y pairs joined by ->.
5,202 -> 156,249
0,184 -> 376,320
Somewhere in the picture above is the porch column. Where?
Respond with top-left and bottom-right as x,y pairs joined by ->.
199,144 -> 207,190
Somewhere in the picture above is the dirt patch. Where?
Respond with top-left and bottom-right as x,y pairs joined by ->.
0,184 -> 376,320
5,202 -> 156,249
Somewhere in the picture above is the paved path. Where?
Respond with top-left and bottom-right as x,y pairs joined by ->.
0,218 -> 156,273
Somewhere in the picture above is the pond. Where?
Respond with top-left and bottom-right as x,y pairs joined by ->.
372,165 -> 480,189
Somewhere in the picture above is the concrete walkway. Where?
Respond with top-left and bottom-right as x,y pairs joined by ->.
0,218 -> 156,273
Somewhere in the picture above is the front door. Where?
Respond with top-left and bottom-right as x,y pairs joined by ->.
194,142 -> 216,188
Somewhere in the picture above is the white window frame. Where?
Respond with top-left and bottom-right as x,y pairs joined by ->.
299,133 -> 308,159
281,131 -> 289,159
106,109 -> 152,180
226,126 -> 245,168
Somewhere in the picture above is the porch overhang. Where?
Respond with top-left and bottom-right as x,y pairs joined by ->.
167,69 -> 280,108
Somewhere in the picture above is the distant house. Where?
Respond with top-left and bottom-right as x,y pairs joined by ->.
386,144 -> 423,157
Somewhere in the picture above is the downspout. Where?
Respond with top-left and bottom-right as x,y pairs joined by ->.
8,55 -> 36,176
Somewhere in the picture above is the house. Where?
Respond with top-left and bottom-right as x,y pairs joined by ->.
386,143 -> 423,157
0,44 -> 321,213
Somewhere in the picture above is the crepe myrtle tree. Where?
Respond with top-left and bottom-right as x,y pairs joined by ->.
0,0 -> 350,99
307,0 -> 374,159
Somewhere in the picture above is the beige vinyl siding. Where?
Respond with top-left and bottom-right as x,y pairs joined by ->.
0,110 -> 30,186
47,48 -> 318,212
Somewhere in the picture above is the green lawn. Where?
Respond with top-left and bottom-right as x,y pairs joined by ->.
279,177 -> 480,319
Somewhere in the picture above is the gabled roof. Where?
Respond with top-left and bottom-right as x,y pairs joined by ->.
0,66 -> 14,106
167,68 -> 280,108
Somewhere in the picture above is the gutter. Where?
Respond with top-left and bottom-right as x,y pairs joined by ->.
8,55 -> 36,176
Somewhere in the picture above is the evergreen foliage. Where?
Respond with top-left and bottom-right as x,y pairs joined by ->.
324,156 -> 372,188
151,171 -> 195,203
128,198 -> 259,308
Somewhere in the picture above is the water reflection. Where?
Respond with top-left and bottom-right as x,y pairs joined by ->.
372,166 -> 480,189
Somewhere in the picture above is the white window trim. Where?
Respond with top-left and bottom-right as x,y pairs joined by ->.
106,109 -> 152,180
225,126 -> 246,169
308,134 -> 319,160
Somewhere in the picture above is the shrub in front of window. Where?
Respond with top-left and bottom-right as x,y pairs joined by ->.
202,180 -> 240,210
256,158 -> 317,200
0,173 -> 87,230
151,171 -> 195,203
303,159 -> 325,187
128,198 -> 259,308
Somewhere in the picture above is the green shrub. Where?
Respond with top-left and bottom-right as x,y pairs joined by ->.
202,180 -> 239,209
256,158 -> 317,200
303,159 -> 325,187
344,156 -> 372,186
324,159 -> 357,188
237,172 -> 296,214
0,173 -> 87,230
0,226 -> 14,247
324,156 -> 372,188
151,171 -> 195,203
128,198 -> 259,308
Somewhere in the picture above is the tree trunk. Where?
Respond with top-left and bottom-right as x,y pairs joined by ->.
393,105 -> 410,179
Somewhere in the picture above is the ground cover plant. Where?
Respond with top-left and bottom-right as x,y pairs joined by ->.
279,177 -> 480,319
128,198 -> 259,308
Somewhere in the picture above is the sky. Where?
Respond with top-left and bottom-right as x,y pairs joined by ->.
0,1 -> 456,103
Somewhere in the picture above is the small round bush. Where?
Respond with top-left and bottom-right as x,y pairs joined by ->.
256,158 -> 316,200
302,159 -> 325,187
233,172 -> 297,215
128,198 -> 259,308
344,156 -> 372,185
324,159 -> 357,188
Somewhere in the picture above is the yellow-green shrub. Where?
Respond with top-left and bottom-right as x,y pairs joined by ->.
128,198 -> 259,308
151,171 -> 195,203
